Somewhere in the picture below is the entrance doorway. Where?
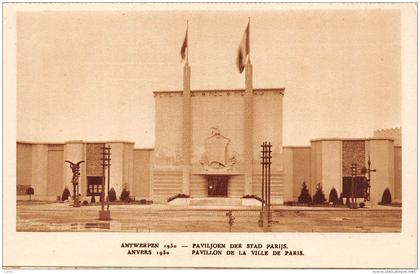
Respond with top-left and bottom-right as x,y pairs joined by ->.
207,176 -> 228,197
342,176 -> 368,198
87,176 -> 103,197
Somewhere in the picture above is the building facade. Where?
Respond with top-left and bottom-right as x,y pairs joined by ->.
152,87 -> 284,203
283,134 -> 402,205
16,140 -> 152,201
16,60 -> 401,205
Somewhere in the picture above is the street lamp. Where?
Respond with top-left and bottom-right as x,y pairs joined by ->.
350,163 -> 358,209
99,144 -> 111,220
366,156 -> 376,202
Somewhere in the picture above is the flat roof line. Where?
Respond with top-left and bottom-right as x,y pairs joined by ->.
153,88 -> 285,94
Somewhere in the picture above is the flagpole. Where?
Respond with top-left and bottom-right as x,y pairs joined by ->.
248,17 -> 251,63
186,20 -> 189,64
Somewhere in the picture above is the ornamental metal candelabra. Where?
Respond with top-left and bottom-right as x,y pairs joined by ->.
65,160 -> 84,207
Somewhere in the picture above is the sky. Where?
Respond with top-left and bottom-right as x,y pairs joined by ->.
16,8 -> 401,148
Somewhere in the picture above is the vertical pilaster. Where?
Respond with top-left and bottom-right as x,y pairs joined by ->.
244,60 -> 253,196
182,63 -> 191,196
31,144 -> 48,197
369,139 -> 395,205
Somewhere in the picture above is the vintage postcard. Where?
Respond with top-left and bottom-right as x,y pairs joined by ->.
3,3 -> 417,269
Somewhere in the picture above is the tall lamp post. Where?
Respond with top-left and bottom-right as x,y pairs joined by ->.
99,144 -> 112,220
360,156 -> 377,203
258,142 -> 272,227
366,156 -> 376,202
350,163 -> 358,209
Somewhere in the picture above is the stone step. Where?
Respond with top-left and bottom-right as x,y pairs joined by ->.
189,198 -> 242,206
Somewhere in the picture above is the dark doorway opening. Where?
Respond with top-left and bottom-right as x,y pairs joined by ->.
87,176 -> 103,197
342,176 -> 368,198
207,176 -> 228,197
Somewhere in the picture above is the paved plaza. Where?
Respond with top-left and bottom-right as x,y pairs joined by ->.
16,201 -> 401,233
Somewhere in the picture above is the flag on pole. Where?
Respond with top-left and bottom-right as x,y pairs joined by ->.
180,24 -> 188,62
237,21 -> 250,73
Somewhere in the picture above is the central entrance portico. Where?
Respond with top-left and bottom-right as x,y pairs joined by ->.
196,127 -> 239,198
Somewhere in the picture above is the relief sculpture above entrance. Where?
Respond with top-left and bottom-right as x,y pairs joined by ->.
200,127 -> 237,172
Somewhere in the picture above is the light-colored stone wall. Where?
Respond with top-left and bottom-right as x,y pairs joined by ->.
283,146 -> 312,202
251,172 -> 284,203
123,143 -> 134,194
191,91 -> 245,167
152,169 -> 182,203
31,144 -> 49,197
47,147 -> 64,197
290,138 -> 399,205
253,91 -> 283,171
310,141 -> 322,195
292,147 -> 312,201
394,146 -> 402,203
154,89 -> 284,201
17,140 -> 135,201
153,93 -> 183,202
229,175 -> 245,198
190,174 -> 207,197
154,93 -> 183,167
252,91 -> 284,202
17,142 -> 65,199
16,143 -> 32,187
321,141 -> 342,196
374,128 -> 401,146
369,139 -> 395,204
133,149 -> 153,198
282,148 -> 294,202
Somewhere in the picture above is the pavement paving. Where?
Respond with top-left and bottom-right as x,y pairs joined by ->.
16,201 -> 401,232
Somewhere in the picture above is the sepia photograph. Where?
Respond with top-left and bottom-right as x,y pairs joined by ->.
3,2 -> 417,268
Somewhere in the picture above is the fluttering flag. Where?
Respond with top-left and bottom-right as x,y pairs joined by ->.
180,24 -> 188,62
237,21 -> 250,73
